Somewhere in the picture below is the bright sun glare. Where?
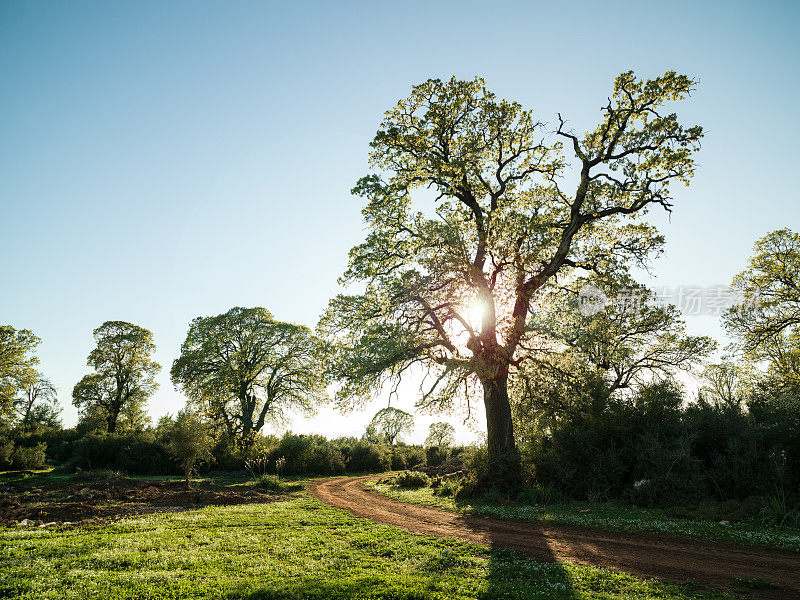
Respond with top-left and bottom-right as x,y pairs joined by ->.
465,298 -> 488,330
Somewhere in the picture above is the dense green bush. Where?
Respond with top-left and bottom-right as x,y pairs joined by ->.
347,440 -> 391,473
254,433 -> 346,476
457,446 -> 525,498
394,470 -> 430,488
425,445 -> 449,467
434,479 -> 459,496
12,428 -> 81,464
296,442 -> 346,475
15,424 -> 425,478
391,445 -> 426,471
67,433 -> 176,475
0,438 -> 47,470
521,381 -> 800,507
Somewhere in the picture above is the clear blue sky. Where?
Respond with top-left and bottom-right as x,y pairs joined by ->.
2,0 -> 798,443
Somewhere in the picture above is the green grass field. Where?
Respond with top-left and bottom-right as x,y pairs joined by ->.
367,482 -> 800,553
0,486 -> 738,600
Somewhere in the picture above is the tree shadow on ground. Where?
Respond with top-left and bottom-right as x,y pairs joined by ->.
224,515 -> 580,600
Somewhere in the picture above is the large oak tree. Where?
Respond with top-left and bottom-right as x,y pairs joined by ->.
320,71 -> 703,489
171,307 -> 327,445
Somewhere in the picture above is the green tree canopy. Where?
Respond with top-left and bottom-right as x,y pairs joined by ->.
171,307 -> 327,445
425,421 -> 455,448
72,321 -> 160,434
15,377 -> 58,430
700,359 -> 749,409
512,276 -> 714,437
534,276 -> 716,393
0,326 -> 41,425
365,407 -> 414,445
725,229 -> 800,389
320,71 -> 703,489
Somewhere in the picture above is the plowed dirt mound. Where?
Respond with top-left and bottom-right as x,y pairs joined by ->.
1,479 -> 286,526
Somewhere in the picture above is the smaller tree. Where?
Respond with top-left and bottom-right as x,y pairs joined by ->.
725,229 -> 800,389
0,326 -> 40,424
15,377 -> 58,430
518,273 -> 717,404
165,409 -> 213,489
425,422 -> 455,448
171,307 -> 327,446
72,321 -> 160,433
700,359 -> 749,409
366,407 -> 413,446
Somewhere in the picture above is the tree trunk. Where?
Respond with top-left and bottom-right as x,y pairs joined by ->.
480,372 -> 523,493
106,406 -> 120,433
482,373 -> 516,458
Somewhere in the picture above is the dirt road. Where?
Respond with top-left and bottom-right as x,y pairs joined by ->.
307,476 -> 800,597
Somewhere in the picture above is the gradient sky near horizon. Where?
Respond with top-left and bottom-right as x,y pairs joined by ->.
1,0 -> 798,444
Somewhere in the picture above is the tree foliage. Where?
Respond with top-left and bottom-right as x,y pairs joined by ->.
725,229 -> 800,389
171,307 -> 327,445
0,326 -> 41,424
700,359 -> 749,409
531,275 -> 715,390
320,71 -> 704,487
72,321 -> 160,434
164,409 -> 213,488
365,407 -> 414,445
15,377 -> 58,430
425,421 -> 455,448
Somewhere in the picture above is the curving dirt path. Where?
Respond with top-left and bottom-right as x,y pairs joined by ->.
307,476 -> 800,598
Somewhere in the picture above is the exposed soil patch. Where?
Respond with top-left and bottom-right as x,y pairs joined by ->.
308,476 -> 800,599
0,478 -> 286,527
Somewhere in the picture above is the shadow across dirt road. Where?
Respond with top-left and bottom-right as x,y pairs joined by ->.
304,475 -> 800,599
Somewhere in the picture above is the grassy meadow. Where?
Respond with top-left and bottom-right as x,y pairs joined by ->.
0,478 -> 740,600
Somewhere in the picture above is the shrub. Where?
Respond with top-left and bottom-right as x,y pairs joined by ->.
391,445 -> 426,471
0,435 -> 48,471
302,444 -> 346,475
627,433 -> 708,507
760,493 -> 800,528
394,470 -> 430,488
68,433 -> 175,475
254,474 -> 303,492
517,379 -> 800,507
0,439 -> 13,468
16,428 -> 82,464
8,442 -> 47,470
208,435 -> 243,471
426,445 -> 449,468
434,479 -> 459,497
456,446 -> 524,498
390,451 -> 406,470
347,441 -> 391,473
262,433 -> 346,476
